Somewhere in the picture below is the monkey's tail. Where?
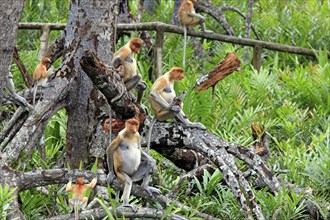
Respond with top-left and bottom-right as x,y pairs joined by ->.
74,202 -> 79,220
32,84 -> 38,106
183,25 -> 187,68
147,117 -> 157,155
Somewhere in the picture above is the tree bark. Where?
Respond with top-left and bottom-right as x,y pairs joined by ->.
62,0 -> 118,168
0,0 -> 25,106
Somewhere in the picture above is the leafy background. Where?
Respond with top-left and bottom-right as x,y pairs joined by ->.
1,0 -> 329,219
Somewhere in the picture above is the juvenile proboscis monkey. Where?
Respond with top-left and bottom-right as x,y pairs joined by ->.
178,0 -> 206,67
111,38 -> 147,104
32,57 -> 52,106
106,118 -> 160,212
66,177 -> 97,220
147,67 -> 206,153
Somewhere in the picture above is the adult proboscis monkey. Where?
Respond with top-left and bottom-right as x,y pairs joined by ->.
147,67 -> 206,153
106,118 -> 160,212
178,0 -> 206,67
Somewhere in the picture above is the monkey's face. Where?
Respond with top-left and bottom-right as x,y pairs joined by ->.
41,57 -> 52,68
170,70 -> 185,81
133,44 -> 142,54
130,39 -> 143,54
126,119 -> 139,133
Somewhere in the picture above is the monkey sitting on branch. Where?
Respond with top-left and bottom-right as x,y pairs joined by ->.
111,38 -> 147,105
32,57 -> 52,106
178,0 -> 208,67
147,67 -> 206,154
106,118 -> 160,212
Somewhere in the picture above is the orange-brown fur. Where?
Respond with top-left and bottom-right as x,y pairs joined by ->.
149,67 -> 184,121
112,38 -> 143,81
66,177 -> 97,220
178,0 -> 202,28
33,57 -> 51,81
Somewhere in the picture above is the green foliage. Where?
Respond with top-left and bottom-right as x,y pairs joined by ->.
0,185 -> 17,219
256,186 -> 309,220
18,0 -> 69,50
11,0 -> 330,218
23,109 -> 67,170
20,187 -> 59,219
188,169 -> 243,219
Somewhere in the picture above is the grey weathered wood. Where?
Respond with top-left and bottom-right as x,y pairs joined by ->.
18,22 -> 329,58
62,0 -> 118,168
44,207 -> 190,220
141,117 -> 265,219
2,77 -> 69,165
252,45 -> 263,71
38,25 -> 51,58
152,30 -> 164,81
0,2 -> 27,217
0,0 -> 24,106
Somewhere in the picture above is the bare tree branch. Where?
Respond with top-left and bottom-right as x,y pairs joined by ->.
44,206 -> 190,220
12,47 -> 33,88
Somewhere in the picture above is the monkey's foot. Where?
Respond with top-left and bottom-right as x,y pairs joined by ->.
189,122 -> 206,130
106,173 -> 116,184
40,83 -> 54,88
123,204 -> 138,212
169,104 -> 181,113
142,185 -> 161,196
204,30 -> 214,33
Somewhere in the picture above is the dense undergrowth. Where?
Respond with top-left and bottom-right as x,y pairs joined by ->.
1,0 -> 329,219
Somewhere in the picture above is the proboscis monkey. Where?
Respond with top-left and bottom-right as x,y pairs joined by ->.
66,177 -> 97,220
108,38 -> 147,148
111,38 -> 147,104
106,118 -> 160,212
178,0 -> 206,67
147,67 -> 206,153
32,57 -> 52,106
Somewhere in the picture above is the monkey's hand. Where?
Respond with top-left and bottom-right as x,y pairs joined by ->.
124,56 -> 133,63
169,104 -> 181,113
123,204 -> 139,212
149,159 -> 158,173
142,185 -> 161,196
106,172 -> 116,184
112,57 -> 123,69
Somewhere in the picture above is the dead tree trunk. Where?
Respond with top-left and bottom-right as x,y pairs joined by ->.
62,0 -> 118,168
0,0 -> 25,106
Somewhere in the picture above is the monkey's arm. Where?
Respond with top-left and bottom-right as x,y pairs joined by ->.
187,12 -> 205,21
66,181 -> 73,192
106,136 -> 122,183
112,47 -> 130,69
149,93 -> 180,113
85,177 -> 97,188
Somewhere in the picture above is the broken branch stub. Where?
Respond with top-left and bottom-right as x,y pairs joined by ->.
194,52 -> 241,92
80,50 -> 136,119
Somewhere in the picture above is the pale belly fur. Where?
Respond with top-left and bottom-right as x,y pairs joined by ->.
161,89 -> 176,104
117,142 -> 141,175
123,57 -> 137,81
